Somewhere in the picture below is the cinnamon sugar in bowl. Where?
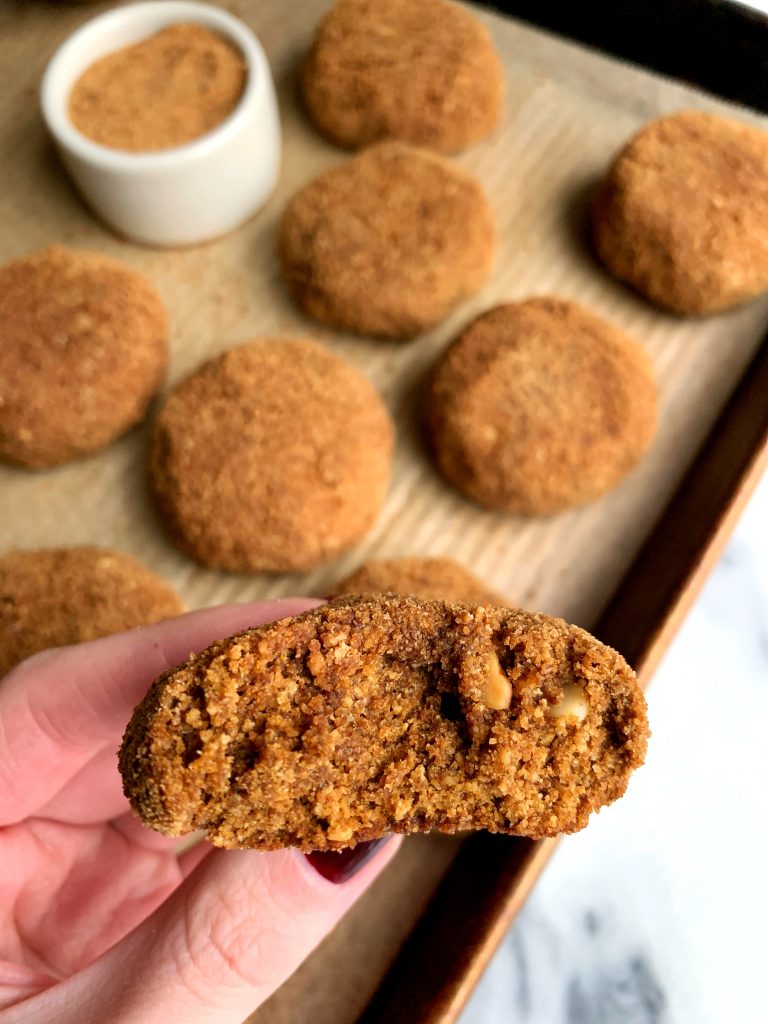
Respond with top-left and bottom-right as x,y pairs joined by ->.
68,23 -> 247,153
41,2 -> 281,247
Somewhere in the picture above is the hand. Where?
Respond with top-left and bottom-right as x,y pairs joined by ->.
0,601 -> 399,1023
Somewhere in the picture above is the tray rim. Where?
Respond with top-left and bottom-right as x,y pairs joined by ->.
355,1 -> 768,1020
358,334 -> 768,1024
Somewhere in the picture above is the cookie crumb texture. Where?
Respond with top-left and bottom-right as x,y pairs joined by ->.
278,142 -> 495,339
592,110 -> 768,314
68,24 -> 246,152
302,0 -> 503,153
0,245 -> 168,468
0,547 -> 183,677
332,556 -> 507,606
119,596 -> 648,851
149,339 -> 393,572
425,298 -> 657,514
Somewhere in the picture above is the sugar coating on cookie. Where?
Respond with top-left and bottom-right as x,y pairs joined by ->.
278,142 -> 495,339
425,298 -> 657,515
592,110 -> 768,315
119,595 -> 648,850
149,339 -> 393,573
0,547 -> 183,677
0,245 -> 168,467
332,555 -> 507,605
302,0 -> 503,154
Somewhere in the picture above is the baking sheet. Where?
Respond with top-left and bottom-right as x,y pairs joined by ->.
1,2 -> 768,1021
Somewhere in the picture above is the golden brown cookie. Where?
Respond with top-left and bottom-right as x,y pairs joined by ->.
332,555 -> 507,605
592,110 -> 768,314
424,298 -> 657,515
149,339 -> 393,572
0,245 -> 168,467
302,0 -> 503,154
0,547 -> 183,677
278,142 -> 495,339
119,595 -> 648,851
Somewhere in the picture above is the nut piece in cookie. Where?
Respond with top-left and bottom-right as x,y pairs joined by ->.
302,0 -> 503,154
0,547 -> 183,677
592,110 -> 768,314
0,245 -> 168,467
119,596 -> 648,851
278,142 -> 495,339
424,298 -> 657,515
331,555 -> 507,605
149,338 -> 393,573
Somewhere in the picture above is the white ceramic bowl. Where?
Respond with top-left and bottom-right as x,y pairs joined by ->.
41,1 -> 281,247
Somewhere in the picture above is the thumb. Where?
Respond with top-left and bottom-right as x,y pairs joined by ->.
9,839 -> 400,1024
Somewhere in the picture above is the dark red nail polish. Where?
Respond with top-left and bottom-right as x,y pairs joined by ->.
307,838 -> 390,883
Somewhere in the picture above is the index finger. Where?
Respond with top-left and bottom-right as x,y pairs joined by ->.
0,599 -> 320,827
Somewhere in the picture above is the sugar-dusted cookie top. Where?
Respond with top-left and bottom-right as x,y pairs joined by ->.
592,110 -> 768,314
149,339 -> 393,573
425,298 -> 657,514
278,142 -> 495,339
0,245 -> 168,467
331,555 -> 507,606
0,546 -> 183,677
302,0 -> 503,154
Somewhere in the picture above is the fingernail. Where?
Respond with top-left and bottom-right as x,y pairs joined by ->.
306,837 -> 391,884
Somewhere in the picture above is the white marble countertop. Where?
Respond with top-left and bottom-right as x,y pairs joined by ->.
461,467 -> 768,1023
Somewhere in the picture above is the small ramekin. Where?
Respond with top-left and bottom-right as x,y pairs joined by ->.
41,1 -> 281,247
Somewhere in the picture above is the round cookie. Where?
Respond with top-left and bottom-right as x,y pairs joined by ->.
592,110 -> 768,315
149,339 -> 394,572
0,245 -> 168,467
302,0 -> 503,154
278,142 -> 495,339
425,298 -> 657,515
332,556 -> 507,605
0,547 -> 183,677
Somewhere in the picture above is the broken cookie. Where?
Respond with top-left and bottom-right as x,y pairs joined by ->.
119,596 -> 647,851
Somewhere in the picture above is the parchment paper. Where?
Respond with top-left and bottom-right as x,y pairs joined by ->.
1,3 -> 766,1021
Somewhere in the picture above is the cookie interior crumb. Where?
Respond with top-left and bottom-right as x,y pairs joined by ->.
120,596 -> 648,851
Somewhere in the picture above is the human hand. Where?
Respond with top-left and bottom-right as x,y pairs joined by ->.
0,601 -> 399,1023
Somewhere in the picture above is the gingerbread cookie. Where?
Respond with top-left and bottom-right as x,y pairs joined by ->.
149,339 -> 393,572
425,298 -> 657,515
119,596 -> 648,850
302,0 -> 503,154
332,555 -> 506,605
0,245 -> 168,467
278,142 -> 494,339
592,110 -> 768,314
0,547 -> 183,677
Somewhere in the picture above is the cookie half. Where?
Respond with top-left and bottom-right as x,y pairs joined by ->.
0,547 -> 183,677
0,245 -> 168,467
592,110 -> 768,314
149,339 -> 393,572
302,0 -> 503,153
425,298 -> 657,514
278,142 -> 495,339
119,596 -> 648,851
